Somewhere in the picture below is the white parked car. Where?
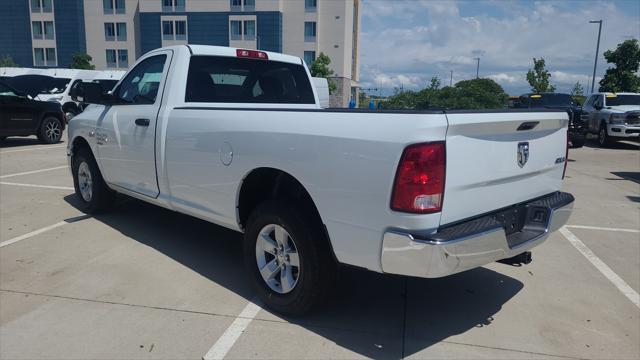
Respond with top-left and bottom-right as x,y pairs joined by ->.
67,45 -> 574,315
582,92 -> 640,146
39,69 -> 101,119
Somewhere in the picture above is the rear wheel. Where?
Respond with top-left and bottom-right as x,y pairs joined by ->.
243,201 -> 337,316
37,116 -> 63,144
72,147 -> 115,214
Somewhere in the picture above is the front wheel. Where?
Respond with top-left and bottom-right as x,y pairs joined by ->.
598,124 -> 611,147
243,201 -> 337,316
72,147 -> 115,214
38,117 -> 63,144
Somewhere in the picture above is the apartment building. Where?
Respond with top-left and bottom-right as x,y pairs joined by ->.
0,0 -> 360,107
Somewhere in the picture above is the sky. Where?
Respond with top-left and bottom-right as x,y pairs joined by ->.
359,0 -> 640,96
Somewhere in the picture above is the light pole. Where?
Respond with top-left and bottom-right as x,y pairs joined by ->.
589,20 -> 602,94
450,70 -> 453,86
473,57 -> 480,79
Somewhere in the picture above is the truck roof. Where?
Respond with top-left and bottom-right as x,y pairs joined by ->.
148,45 -> 303,65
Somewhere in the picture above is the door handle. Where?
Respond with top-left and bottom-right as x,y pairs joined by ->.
135,118 -> 150,126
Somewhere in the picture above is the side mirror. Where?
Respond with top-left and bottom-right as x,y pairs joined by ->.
70,82 -> 112,105
594,104 -> 602,110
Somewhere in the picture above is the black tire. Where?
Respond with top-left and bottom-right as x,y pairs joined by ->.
597,123 -> 611,147
71,147 -> 116,214
37,116 -> 63,144
243,200 -> 337,316
571,135 -> 585,149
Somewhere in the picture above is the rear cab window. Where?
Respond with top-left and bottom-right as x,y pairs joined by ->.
185,55 -> 315,104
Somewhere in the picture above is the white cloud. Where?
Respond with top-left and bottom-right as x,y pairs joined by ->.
360,0 -> 640,95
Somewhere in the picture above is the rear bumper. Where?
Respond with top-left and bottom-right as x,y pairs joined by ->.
381,192 -> 574,278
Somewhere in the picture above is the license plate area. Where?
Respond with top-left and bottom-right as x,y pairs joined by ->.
493,205 -> 551,248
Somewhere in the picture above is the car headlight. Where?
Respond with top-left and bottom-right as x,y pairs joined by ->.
48,96 -> 64,102
609,113 -> 626,125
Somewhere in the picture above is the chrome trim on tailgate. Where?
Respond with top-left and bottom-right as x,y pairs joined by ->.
381,191 -> 574,278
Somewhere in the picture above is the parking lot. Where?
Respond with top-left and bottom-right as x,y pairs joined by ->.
0,134 -> 638,360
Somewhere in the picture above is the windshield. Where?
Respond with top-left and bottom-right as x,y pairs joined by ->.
605,95 -> 640,107
50,78 -> 71,94
527,94 -> 574,107
7,75 -> 64,97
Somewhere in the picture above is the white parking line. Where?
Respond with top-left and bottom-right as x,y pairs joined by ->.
0,215 -> 89,248
565,225 -> 640,234
0,166 -> 68,179
203,299 -> 262,360
560,226 -> 640,308
0,145 -> 66,154
0,182 -> 74,191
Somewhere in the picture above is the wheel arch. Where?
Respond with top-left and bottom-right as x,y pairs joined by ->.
236,167 -> 336,259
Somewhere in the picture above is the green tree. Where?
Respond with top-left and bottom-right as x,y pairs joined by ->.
309,52 -> 336,94
70,53 -> 95,70
381,78 -> 508,110
570,82 -> 585,105
431,78 -> 508,109
0,56 -> 18,67
358,91 -> 371,108
526,57 -> 555,93
598,39 -> 640,93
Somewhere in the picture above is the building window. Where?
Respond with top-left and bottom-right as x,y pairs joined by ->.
230,20 -> 242,40
30,0 -> 41,12
304,22 -> 316,42
103,0 -> 114,13
230,20 -> 256,41
104,23 -> 115,41
106,49 -> 117,68
42,0 -> 52,12
162,0 -> 184,12
44,21 -> 55,40
32,22 -> 43,39
34,48 -> 45,66
230,0 -> 241,11
118,49 -> 128,68
116,22 -> 127,41
303,51 -> 315,65
115,0 -> 125,13
244,20 -> 255,40
305,0 -> 317,12
162,21 -> 173,40
45,48 -> 56,66
175,21 -> 187,40
230,0 -> 254,11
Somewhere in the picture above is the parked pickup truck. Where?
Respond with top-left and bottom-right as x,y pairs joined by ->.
582,92 -> 640,147
67,45 -> 574,315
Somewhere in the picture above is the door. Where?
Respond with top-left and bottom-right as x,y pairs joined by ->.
0,82 -> 38,135
96,51 -> 171,198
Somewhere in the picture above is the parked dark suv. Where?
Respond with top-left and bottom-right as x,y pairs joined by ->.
511,93 -> 586,148
0,81 -> 66,144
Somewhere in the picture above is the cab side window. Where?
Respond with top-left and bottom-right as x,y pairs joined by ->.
114,54 -> 167,104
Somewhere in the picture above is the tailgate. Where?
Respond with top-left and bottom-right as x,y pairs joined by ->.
441,111 -> 568,225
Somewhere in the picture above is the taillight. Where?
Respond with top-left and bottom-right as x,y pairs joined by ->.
563,129 -> 569,179
236,49 -> 268,60
391,142 -> 446,213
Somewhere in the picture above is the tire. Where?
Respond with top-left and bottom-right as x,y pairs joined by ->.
71,147 -> 115,214
570,134 -> 585,149
597,123 -> 611,148
37,116 -> 63,144
243,200 -> 337,316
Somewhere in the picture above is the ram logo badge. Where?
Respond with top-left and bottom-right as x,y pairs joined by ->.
517,142 -> 529,168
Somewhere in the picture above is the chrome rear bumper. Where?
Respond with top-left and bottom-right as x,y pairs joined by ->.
381,192 -> 574,278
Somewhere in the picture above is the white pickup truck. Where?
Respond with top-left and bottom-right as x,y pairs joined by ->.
67,45 -> 574,315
